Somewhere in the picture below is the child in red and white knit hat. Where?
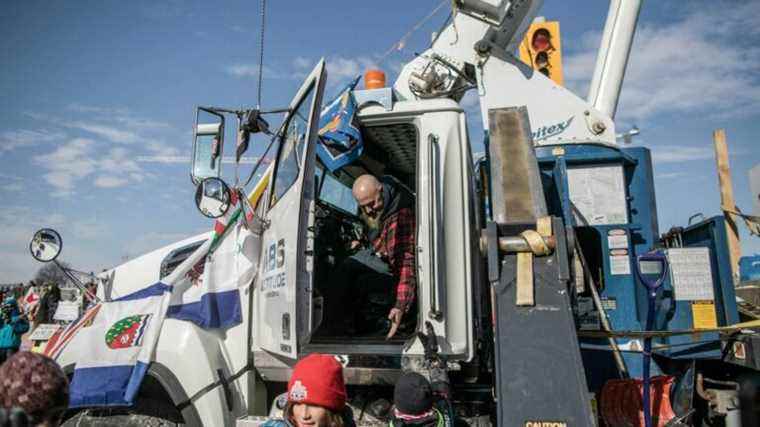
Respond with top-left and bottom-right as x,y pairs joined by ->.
281,353 -> 351,427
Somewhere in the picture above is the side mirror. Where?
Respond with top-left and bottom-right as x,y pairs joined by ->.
29,228 -> 62,262
191,107 -> 225,185
195,177 -> 232,218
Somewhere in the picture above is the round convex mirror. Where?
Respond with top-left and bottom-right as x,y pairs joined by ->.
195,177 -> 232,218
29,228 -> 63,262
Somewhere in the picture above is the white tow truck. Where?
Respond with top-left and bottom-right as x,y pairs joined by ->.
43,1 -> 648,425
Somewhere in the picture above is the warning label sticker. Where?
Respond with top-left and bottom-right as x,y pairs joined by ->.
567,165 -> 628,225
667,248 -> 715,301
610,254 -> 631,275
692,300 -> 718,329
607,233 -> 629,250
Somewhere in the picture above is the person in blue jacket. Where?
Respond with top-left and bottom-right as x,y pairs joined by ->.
0,297 -> 30,364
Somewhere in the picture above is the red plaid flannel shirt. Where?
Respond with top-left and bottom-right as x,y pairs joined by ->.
372,207 -> 416,312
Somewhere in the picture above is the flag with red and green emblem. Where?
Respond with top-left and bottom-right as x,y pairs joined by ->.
105,314 -> 151,349
69,236 -> 213,408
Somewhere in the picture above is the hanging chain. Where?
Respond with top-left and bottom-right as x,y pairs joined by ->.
256,0 -> 267,108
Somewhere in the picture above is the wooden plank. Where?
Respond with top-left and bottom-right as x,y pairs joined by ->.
713,129 -> 741,285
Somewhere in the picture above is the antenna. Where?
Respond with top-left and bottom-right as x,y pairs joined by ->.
256,0 -> 267,108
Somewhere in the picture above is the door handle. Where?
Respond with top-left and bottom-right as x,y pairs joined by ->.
427,134 -> 443,321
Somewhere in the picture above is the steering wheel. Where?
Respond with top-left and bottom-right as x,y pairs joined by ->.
315,199 -> 366,251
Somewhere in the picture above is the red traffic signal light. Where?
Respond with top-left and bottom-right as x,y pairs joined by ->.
531,28 -> 552,52
519,21 -> 564,86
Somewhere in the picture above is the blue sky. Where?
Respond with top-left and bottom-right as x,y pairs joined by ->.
1,0 -> 759,282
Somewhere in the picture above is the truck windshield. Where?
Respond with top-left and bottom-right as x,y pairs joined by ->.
319,170 -> 358,215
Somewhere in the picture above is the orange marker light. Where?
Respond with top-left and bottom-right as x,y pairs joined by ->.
364,69 -> 386,89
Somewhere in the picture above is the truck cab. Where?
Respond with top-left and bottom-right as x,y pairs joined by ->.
251,66 -> 484,386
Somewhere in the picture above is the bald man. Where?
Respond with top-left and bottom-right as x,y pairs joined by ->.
324,174 -> 416,339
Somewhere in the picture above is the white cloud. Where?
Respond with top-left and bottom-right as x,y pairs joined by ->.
225,64 -> 280,79
94,176 -> 129,188
136,142 -> 188,163
100,147 -> 142,175
292,56 -> 311,70
20,107 -> 183,195
69,219 -> 111,241
0,129 -> 65,153
651,145 -> 716,164
124,231 -> 202,259
230,55 -> 384,89
292,55 -> 379,87
136,155 -> 190,164
656,172 -> 688,180
64,121 -> 139,144
139,1 -> 189,20
33,138 -> 151,194
146,141 -> 182,157
2,182 -> 24,192
67,104 -> 171,130
650,143 -> 746,164
135,155 -> 260,164
564,1 -> 760,122
66,104 -> 129,116
226,64 -> 259,77
0,174 -> 24,192
0,207 -> 112,282
33,138 -> 98,194
326,56 -> 377,82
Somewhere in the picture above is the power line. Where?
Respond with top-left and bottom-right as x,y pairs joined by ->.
378,0 -> 450,65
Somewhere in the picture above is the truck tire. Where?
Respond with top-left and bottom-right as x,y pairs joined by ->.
62,392 -> 185,427
63,410 -> 182,427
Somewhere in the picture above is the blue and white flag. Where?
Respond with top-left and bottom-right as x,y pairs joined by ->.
68,238 -> 212,407
317,76 -> 363,172
167,203 -> 255,329
67,199 -> 257,407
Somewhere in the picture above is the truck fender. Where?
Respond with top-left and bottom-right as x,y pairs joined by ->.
152,317 -> 247,425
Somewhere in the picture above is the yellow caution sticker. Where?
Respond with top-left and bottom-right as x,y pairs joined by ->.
692,300 -> 718,329
525,422 -> 567,427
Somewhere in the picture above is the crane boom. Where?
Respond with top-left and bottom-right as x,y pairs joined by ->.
393,0 -> 642,146
588,0 -> 642,119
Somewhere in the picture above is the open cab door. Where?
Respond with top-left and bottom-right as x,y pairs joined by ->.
257,60 -> 326,359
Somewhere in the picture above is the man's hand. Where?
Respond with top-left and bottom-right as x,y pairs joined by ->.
386,308 -> 403,340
